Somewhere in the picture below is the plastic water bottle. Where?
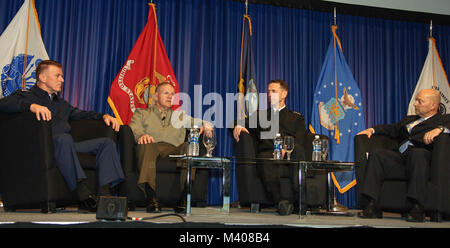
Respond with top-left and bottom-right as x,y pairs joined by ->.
273,133 -> 283,160
188,126 -> 200,156
312,135 -> 322,161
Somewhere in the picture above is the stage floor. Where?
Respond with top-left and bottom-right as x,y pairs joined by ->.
0,205 -> 449,228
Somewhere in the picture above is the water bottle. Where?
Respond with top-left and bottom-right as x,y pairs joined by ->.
312,135 -> 322,161
273,133 -> 283,160
188,126 -> 200,156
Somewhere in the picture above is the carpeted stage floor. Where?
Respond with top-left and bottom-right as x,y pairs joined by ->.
1,205 -> 448,246
1,205 -> 449,228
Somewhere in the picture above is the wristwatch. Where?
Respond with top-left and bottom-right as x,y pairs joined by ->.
437,125 -> 445,133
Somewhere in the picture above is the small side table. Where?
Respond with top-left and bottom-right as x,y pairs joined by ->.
170,155 -> 231,216
298,161 -> 356,217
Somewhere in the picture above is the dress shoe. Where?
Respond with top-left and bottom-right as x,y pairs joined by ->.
146,199 -> 161,213
358,200 -> 382,219
406,204 -> 425,222
278,200 -> 293,216
430,211 -> 443,223
78,195 -> 98,213
173,206 -> 185,214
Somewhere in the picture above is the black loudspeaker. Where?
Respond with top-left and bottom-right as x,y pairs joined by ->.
96,196 -> 128,221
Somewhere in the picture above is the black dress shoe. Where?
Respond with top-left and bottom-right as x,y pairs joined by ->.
173,206 -> 185,214
406,204 -> 425,222
430,211 -> 443,223
146,199 -> 161,213
78,195 -> 98,213
358,200 -> 382,219
278,200 -> 293,216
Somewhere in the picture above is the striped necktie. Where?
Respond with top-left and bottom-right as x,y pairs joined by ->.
399,117 -> 425,153
406,117 -> 425,133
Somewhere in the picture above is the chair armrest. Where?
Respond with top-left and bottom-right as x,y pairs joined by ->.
354,133 -> 399,207
69,119 -> 117,143
354,134 -> 399,165
429,133 -> 450,212
118,125 -> 136,173
0,112 -> 53,202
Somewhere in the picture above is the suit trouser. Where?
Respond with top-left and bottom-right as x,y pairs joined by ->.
360,146 -> 431,206
235,132 -> 305,204
135,142 -> 189,197
53,133 -> 125,192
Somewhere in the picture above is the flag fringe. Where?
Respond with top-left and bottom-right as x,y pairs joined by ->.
108,97 -> 124,126
331,172 -> 356,193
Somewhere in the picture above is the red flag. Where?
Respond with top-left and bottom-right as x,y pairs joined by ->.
108,3 -> 180,125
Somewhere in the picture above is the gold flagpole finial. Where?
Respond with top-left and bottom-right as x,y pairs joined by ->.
334,7 -> 337,26
430,20 -> 433,37
245,0 -> 248,15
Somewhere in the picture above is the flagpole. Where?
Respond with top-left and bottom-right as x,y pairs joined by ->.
430,19 -> 436,89
245,0 -> 248,15
328,7 -> 351,215
22,0 -> 33,91
334,7 -> 336,26
430,19 -> 433,37
332,9 -> 340,144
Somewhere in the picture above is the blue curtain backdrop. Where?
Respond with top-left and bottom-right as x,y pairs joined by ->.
1,0 -> 449,207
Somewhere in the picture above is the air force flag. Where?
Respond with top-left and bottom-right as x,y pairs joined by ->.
0,0 -> 49,98
310,25 -> 365,194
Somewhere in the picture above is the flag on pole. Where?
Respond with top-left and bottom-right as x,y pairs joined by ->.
407,37 -> 450,115
310,25 -> 365,194
0,0 -> 49,98
108,3 -> 180,125
237,14 -> 258,120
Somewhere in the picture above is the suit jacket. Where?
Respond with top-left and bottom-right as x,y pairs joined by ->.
0,85 -> 103,136
373,113 -> 450,151
240,107 -> 306,153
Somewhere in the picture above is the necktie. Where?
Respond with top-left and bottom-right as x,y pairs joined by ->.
399,118 -> 425,153
406,117 -> 424,133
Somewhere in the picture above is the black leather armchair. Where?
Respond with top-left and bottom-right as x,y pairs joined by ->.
354,133 -> 450,220
234,131 -> 328,212
117,125 -> 208,210
0,111 -> 118,213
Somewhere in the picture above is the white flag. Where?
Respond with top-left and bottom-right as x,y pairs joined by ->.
0,0 -> 49,98
407,37 -> 450,115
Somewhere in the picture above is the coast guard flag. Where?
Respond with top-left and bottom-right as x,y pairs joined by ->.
237,14 -> 258,120
407,37 -> 450,115
0,0 -> 49,98
108,3 -> 180,125
310,25 -> 365,194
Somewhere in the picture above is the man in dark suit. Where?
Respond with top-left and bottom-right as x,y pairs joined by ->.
357,89 -> 450,222
232,80 -> 306,215
0,60 -> 125,212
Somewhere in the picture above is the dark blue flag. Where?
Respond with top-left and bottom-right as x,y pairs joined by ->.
310,26 -> 365,194
237,14 -> 258,120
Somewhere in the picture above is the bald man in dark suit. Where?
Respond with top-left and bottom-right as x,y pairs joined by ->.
357,89 -> 450,222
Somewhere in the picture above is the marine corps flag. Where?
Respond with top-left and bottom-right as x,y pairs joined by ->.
108,3 -> 180,125
407,37 -> 450,115
0,0 -> 49,98
237,14 -> 258,120
310,25 -> 365,195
